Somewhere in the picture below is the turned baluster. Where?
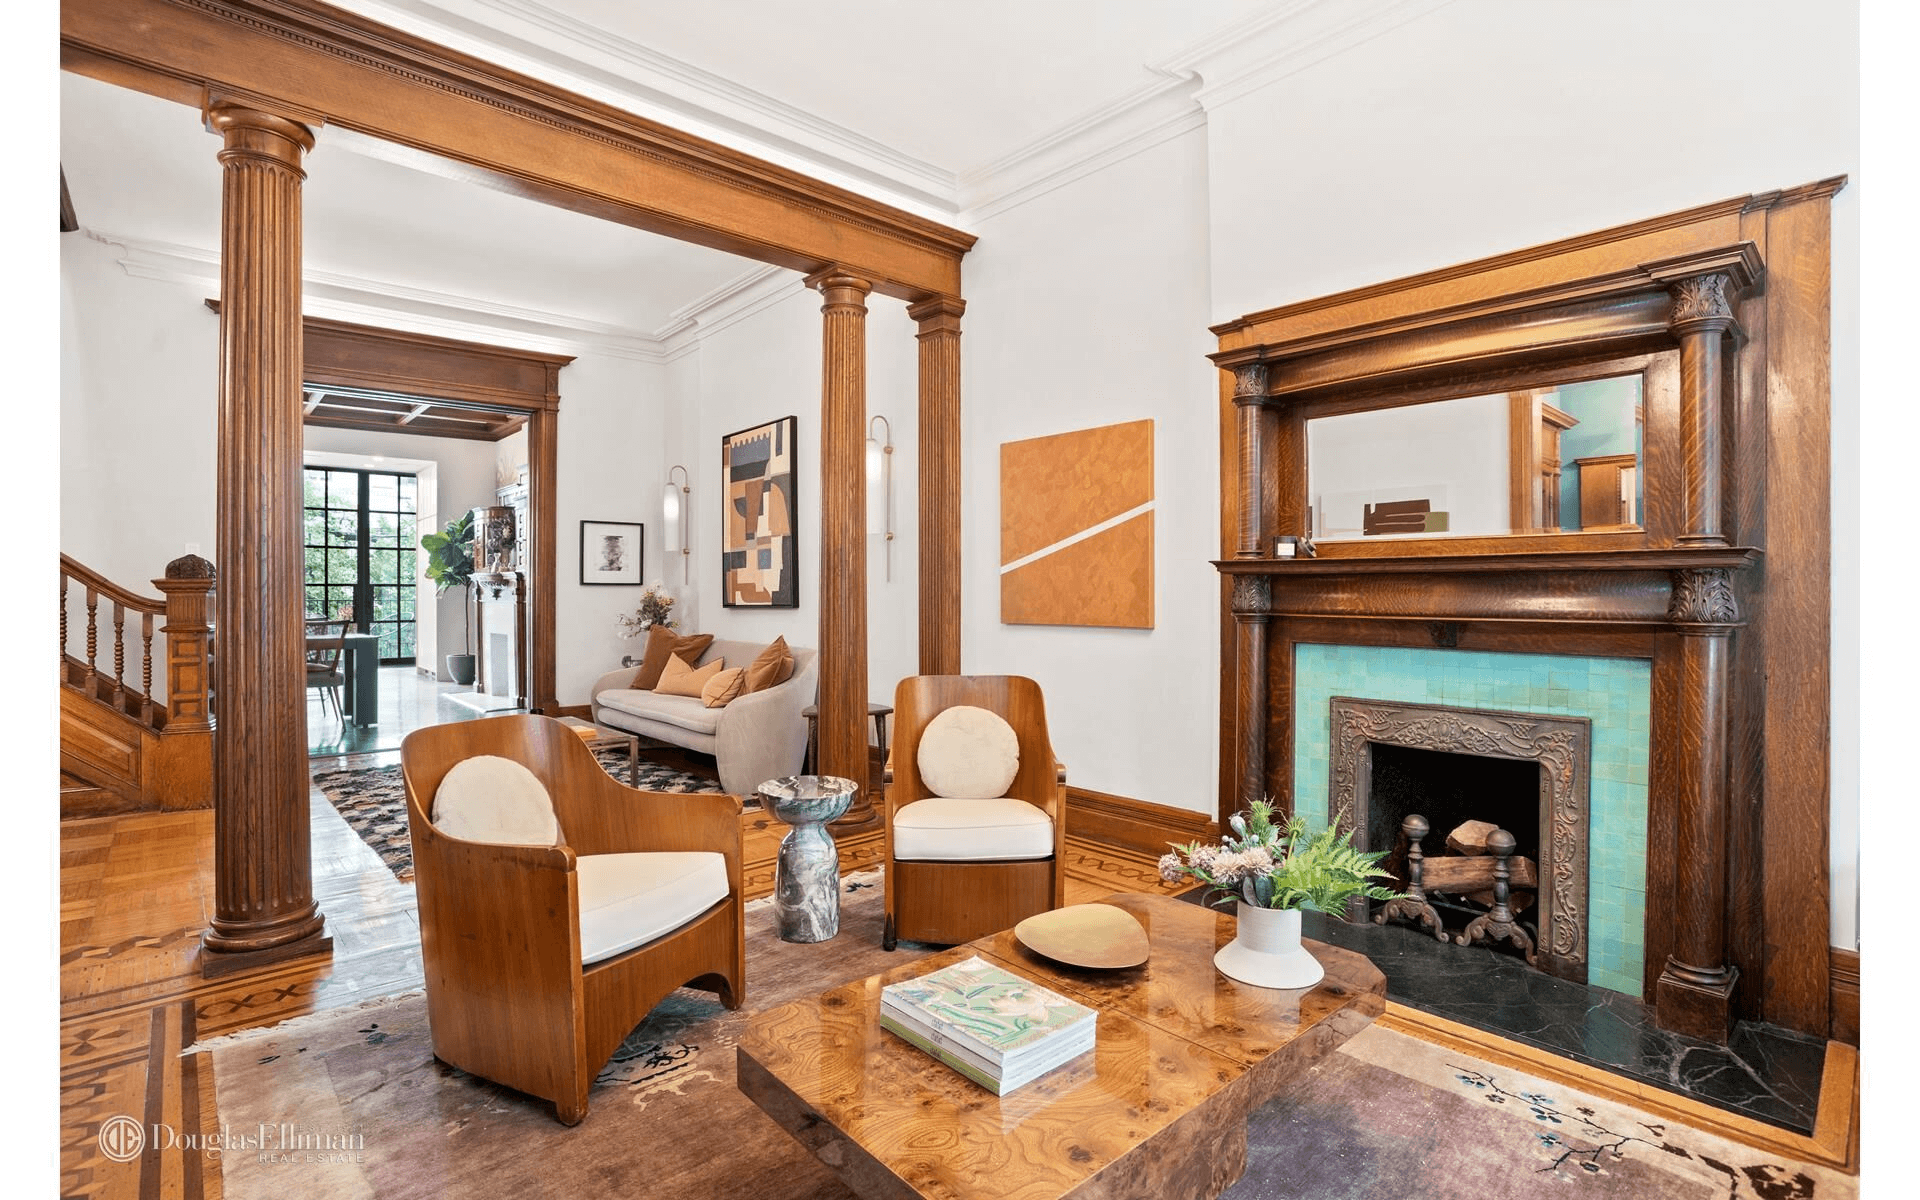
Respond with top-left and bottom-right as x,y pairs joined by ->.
59,574 -> 68,678
1374,813 -> 1448,941
85,586 -> 99,681
140,611 -> 155,724
113,601 -> 127,707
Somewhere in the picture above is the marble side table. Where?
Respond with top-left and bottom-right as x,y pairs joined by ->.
760,775 -> 857,943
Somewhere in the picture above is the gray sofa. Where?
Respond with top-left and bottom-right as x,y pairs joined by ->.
588,639 -> 818,797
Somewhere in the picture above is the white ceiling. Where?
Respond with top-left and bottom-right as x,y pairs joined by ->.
60,0 -> 1316,344
420,0 -> 1269,171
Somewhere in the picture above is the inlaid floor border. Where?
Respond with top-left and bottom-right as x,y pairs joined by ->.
1378,1001 -> 1859,1172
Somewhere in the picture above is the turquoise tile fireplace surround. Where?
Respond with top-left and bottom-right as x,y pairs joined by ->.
1291,643 -> 1652,997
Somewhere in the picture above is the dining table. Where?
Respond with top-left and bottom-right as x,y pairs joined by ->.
307,630 -> 382,728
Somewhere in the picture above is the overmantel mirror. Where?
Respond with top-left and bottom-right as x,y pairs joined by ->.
1305,362 -> 1655,542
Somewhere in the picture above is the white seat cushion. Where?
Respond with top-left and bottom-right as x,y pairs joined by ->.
432,755 -> 561,846
892,797 -> 1054,862
575,851 -> 730,965
596,688 -> 723,736
917,705 -> 1021,799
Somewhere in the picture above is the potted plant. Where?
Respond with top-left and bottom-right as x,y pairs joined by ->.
1160,799 -> 1401,989
421,509 -> 478,685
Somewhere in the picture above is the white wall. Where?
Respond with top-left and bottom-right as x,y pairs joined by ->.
550,351 -> 674,706
301,428 -> 498,676
60,234 -> 216,587
1196,0 -> 1857,945
962,124 -> 1220,813
664,283 -> 919,722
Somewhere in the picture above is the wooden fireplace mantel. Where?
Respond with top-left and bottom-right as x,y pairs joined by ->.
1210,180 -> 1841,1044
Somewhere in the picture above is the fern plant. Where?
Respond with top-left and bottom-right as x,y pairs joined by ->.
1160,798 -> 1403,918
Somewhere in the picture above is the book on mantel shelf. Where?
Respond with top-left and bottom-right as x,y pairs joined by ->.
878,956 -> 1097,1095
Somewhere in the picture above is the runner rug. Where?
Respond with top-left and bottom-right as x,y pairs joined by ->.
198,882 -> 1851,1200
309,749 -> 729,883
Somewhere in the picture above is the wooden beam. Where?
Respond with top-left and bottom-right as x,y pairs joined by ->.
61,0 -> 974,301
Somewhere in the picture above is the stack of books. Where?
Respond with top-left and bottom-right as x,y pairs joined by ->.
879,956 -> 1097,1095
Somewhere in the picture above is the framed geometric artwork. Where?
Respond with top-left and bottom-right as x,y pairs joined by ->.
579,520 -> 643,585
720,415 -> 799,608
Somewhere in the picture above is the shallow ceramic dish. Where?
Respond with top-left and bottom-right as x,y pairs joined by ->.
1013,903 -> 1150,969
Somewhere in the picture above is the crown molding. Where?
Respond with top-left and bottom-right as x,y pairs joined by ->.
956,77 -> 1206,223
336,0 -> 958,220
87,228 -> 814,365
1154,0 -> 1457,112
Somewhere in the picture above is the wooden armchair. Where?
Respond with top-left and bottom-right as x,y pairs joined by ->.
881,676 -> 1068,950
400,714 -> 745,1125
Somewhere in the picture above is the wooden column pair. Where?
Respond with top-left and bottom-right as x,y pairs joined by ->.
201,102 -> 330,974
1651,264 -> 1751,1041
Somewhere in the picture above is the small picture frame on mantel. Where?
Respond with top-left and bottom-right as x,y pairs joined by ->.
580,520 -> 643,585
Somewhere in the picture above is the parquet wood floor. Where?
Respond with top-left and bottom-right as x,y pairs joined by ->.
57,754 -> 1181,1199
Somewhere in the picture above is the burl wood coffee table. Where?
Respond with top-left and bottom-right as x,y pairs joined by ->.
736,892 -> 1386,1200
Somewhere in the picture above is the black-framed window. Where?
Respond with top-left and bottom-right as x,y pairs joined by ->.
302,467 -> 418,663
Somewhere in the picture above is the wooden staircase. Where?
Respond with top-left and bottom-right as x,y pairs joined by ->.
58,554 -> 215,819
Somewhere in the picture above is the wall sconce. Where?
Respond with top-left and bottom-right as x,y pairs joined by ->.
662,464 -> 690,585
866,414 -> 894,582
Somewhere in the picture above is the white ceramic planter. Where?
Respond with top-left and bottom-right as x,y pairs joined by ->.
1213,902 -> 1325,990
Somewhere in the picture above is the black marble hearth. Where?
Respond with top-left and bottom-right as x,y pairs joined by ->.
1179,888 -> 1828,1133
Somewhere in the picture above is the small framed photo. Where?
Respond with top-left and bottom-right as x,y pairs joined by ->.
580,520 -> 643,585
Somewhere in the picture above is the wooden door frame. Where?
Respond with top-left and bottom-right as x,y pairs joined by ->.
302,317 -> 570,714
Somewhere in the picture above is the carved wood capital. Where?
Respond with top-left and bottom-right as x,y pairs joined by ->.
1666,272 -> 1736,332
1667,568 -> 1740,626
807,269 -> 874,313
1231,363 -> 1270,404
206,102 -> 315,173
1230,574 -> 1271,614
907,295 -> 965,336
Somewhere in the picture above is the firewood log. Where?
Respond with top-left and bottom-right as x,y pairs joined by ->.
1446,820 -> 1500,856
1420,853 -> 1538,893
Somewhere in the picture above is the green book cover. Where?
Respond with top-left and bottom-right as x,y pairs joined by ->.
879,956 -> 1096,1067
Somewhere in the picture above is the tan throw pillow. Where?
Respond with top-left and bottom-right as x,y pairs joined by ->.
743,635 -> 796,694
702,666 -> 747,708
633,626 -> 715,690
656,653 -> 725,698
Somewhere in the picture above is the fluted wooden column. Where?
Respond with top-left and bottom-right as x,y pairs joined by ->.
810,270 -> 875,826
1232,364 -> 1270,557
202,102 -> 330,973
1230,575 -> 1272,814
1667,272 -> 1740,547
909,296 -> 964,676
1655,569 -> 1741,1040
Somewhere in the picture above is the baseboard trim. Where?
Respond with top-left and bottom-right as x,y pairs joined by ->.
549,703 -> 593,720
1378,1001 -> 1858,1172
1065,786 -> 1219,858
1829,946 -> 1859,1045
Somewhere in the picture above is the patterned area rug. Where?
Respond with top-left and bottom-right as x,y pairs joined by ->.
197,882 -> 1852,1200
309,748 -> 729,882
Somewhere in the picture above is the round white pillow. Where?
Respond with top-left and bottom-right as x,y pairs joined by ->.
432,754 -> 561,846
917,705 -> 1020,799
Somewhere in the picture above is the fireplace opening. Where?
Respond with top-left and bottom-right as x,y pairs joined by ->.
1367,744 -> 1542,878
1329,697 -> 1593,983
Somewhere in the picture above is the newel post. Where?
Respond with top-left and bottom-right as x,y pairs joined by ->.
153,555 -> 215,733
